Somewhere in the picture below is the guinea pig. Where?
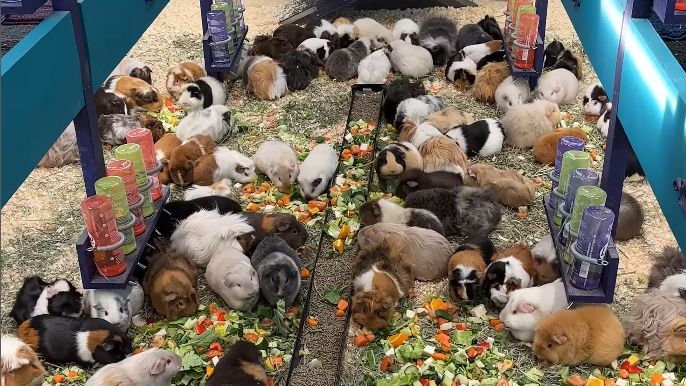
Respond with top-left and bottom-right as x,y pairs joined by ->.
418,16 -> 458,65
251,236 -> 302,306
657,271 -> 686,300
543,39 -> 565,68
532,237 -> 561,286
448,237 -> 496,301
273,24 -> 315,48
253,140 -> 300,193
532,128 -> 588,165
190,146 -> 256,187
206,341 -> 268,386
85,348 -> 181,386
166,61 -> 206,99
335,21 -> 356,48
157,195 -> 241,237
11,277 -> 82,326
206,246 -> 260,311
597,102 -> 612,138
298,143 -> 338,200
445,118 -> 505,158
648,246 -> 686,290
475,49 -> 506,70
495,76 -> 531,113
394,95 -> 445,130
533,305 -> 625,366
309,19 -> 340,47
473,61 -> 510,104
243,212 -> 308,255
404,186 -> 502,237
109,58 -> 152,85
1,335 -> 45,386
463,163 -> 535,208
325,38 -> 371,80
99,114 -> 164,146
382,78 -> 426,123
351,241 -> 414,330
281,49 -> 319,91
298,38 -> 336,64
461,40 -> 503,65
357,48 -> 392,84
535,68 -> 579,105
393,18 -> 419,45
104,75 -> 163,112
395,168 -> 463,199
398,120 -> 443,149
624,292 -> 686,360
177,76 -> 226,113
582,83 -> 609,116
478,15 -> 503,40
18,315 -> 131,366
418,135 -> 469,177
183,178 -> 233,201
553,49 -> 583,80
357,223 -> 452,281
387,39 -> 433,78
483,245 -> 537,308
249,35 -> 293,60
243,56 -> 288,100
424,107 -> 475,133
445,52 -> 477,89
82,283 -> 144,332
95,87 -> 129,116
359,198 -> 445,235
168,135 -> 217,187
37,123 -> 80,168
499,279 -> 566,342
142,250 -> 199,320
456,23 -> 493,52
501,99 -> 561,148
352,17 -> 393,49
10,277 -> 48,325
156,133 -> 182,184
375,142 -> 423,184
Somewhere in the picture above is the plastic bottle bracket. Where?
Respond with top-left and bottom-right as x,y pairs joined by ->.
138,176 -> 154,192
117,213 -> 137,232
549,170 -> 560,183
570,240 -> 609,266
130,193 -> 145,210
558,202 -> 572,219
146,162 -> 164,175
88,231 -> 126,252
551,186 -> 566,200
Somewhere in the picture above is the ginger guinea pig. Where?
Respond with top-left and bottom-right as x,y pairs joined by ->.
104,75 -> 163,112
532,129 -> 588,166
168,135 -> 217,187
142,251 -> 199,320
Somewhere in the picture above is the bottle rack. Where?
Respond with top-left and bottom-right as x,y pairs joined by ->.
199,0 -> 249,78
502,0 -> 549,89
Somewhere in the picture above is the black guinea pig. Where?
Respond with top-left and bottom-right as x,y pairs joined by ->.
396,168 -> 463,199
129,66 -> 152,85
10,277 -> 82,326
249,35 -> 294,60
543,39 -> 565,68
273,24 -> 315,48
478,15 -> 503,41
243,212 -> 308,255
456,24 -> 493,52
95,87 -> 129,116
382,78 -> 427,122
280,49 -> 319,91
156,196 -> 242,238
206,341 -> 267,386
552,49 -> 582,80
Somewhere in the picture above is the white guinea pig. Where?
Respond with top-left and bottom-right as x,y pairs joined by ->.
535,68 -> 579,105
499,279 -> 567,342
495,76 -> 530,113
357,48 -> 392,84
388,39 -> 433,78
205,247 -> 260,311
298,144 -> 338,200
83,282 -> 145,331
175,105 -> 231,142
85,348 -> 181,386
253,140 -> 300,193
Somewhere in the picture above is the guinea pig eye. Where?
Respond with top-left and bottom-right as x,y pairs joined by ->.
291,228 -> 298,234
166,359 -> 172,364
105,311 -> 109,316
120,307 -> 124,313
547,343 -> 552,348
177,300 -> 185,308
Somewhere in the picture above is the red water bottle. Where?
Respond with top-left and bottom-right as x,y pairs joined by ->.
81,195 -> 127,277
126,128 -> 163,201
514,13 -> 539,70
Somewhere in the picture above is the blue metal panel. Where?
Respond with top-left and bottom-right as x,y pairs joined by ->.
78,0 -> 170,88
0,11 -> 85,206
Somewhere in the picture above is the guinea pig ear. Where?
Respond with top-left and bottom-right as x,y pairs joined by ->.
553,86 -> 561,94
672,319 -> 686,335
163,291 -> 178,302
679,288 -> 686,300
235,165 -> 247,174
275,220 -> 290,232
150,358 -> 168,375
552,334 -> 568,345
517,303 -> 535,313
100,342 -> 115,352
184,160 -> 193,169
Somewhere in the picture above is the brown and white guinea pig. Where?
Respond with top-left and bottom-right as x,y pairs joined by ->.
17,315 -> 131,366
501,99 -> 561,148
463,163 -> 535,208
168,135 -> 217,187
445,52 -> 477,89
419,136 -> 469,178
248,35 -> 293,60
531,234 -> 560,286
325,38 -> 372,81
142,250 -> 199,320
243,212 -> 308,255
424,107 -> 475,134
461,40 -> 503,65
155,133 -> 182,184
104,75 -> 163,112
533,305 -> 625,366
109,58 -> 152,85
359,198 -> 445,235
298,38 -> 336,64
552,49 -> 583,80
351,241 -> 414,330
616,191 -> 644,241
624,293 -> 686,361
243,56 -> 288,101
85,348 -> 181,386
253,140 -> 299,193
272,24 -> 315,48
166,61 -> 206,99
1,335 -> 45,386
357,223 -> 452,281
445,118 -> 505,158
374,142 -> 423,184
473,61 -> 510,104
185,147 -> 256,187
353,18 -> 393,49
395,168 -> 463,199
177,76 -> 227,113
483,245 -> 537,308
206,341 -> 268,386
448,237 -> 496,301
532,128 -> 588,166
94,87 -> 129,116
398,119 -> 443,149
37,123 -> 80,168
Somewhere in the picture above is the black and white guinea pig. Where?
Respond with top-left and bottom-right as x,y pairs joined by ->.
460,40 -> 503,64
109,58 -> 152,85
298,38 -> 335,64
395,168 -> 463,199
483,245 -> 536,308
325,38 -> 371,81
456,23 -> 493,52
625,142 -> 645,180
297,143 -> 338,200
445,118 -> 505,158
476,50 -> 506,70
418,16 -> 459,65
375,142 -> 423,183
392,18 -> 420,45
596,101 -> 612,138
10,277 -> 82,326
543,39 -> 565,68
157,195 -> 242,238
552,49 -> 582,80
309,19 -> 341,47
448,237 -> 496,301
359,198 -> 445,235
582,83 -> 609,116
273,24 -> 315,48
478,15 -> 503,40
336,22 -> 357,48
445,52 -> 477,88
177,76 -> 227,113
280,49 -> 319,91
382,78 -> 426,122
393,95 -> 445,130
18,315 -> 131,366
95,87 -> 129,116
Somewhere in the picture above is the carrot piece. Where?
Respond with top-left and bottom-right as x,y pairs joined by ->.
379,356 -> 394,372
516,211 -> 528,220
243,332 -> 260,343
308,200 -> 328,210
650,374 -> 664,386
277,200 -> 285,207
67,371 -> 78,378
341,185 -> 350,193
432,353 -> 449,361
566,375 -> 585,386
466,348 -> 477,358
307,317 -> 318,327
455,323 -> 468,331
247,203 -> 260,212
243,184 -> 255,193
354,334 -> 371,347
489,319 -> 503,327
351,128 -> 359,136
388,332 -> 408,348
300,267 -> 311,279
618,369 -> 629,379
133,347 -> 145,355
296,212 -> 311,222
494,322 -> 506,332
272,356 -> 284,367
52,375 -> 65,383
206,366 -> 214,377
335,309 -> 346,317
283,195 -> 291,204
429,298 -> 445,310
351,145 -> 361,155
337,299 -> 349,311
330,197 -> 337,206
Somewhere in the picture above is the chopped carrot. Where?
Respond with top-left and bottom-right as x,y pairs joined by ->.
243,332 -> 260,343
206,366 -> 214,377
351,145 -> 361,155
455,323 -> 468,331
416,359 -> 424,368
243,184 -> 255,193
330,197 -> 337,206
618,369 -> 629,379
354,334 -> 371,347
296,212 -> 311,222
52,374 -> 65,384
307,317 -> 318,327
336,309 -> 346,317
351,128 -> 359,136
324,135 -> 333,141
300,267 -> 311,279
283,195 -> 291,204
516,211 -> 528,219
489,319 -> 503,327
650,374 -> 664,386
260,182 -> 271,190
247,203 -> 260,212
432,353 -> 449,361
590,149 -> 599,161
67,371 -> 78,378
341,185 -> 350,193
379,356 -> 394,372
494,322 -> 506,332
604,380 -> 616,386
203,318 -> 213,326
133,347 -> 145,355
308,200 -> 328,210
365,333 -> 375,342
388,332 -> 409,348
337,299 -> 349,311
272,356 -> 284,367
429,298 -> 445,310
435,332 -> 450,344
333,239 -> 345,253
566,375 -> 585,386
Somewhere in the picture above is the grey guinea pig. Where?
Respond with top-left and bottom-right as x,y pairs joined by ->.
298,144 -> 338,200
95,87 -> 129,116
456,23 -> 493,52
395,168 -> 463,199
375,142 -> 423,183
325,38 -> 371,81
359,198 -> 445,235
251,236 -> 302,306
615,191 -> 644,241
243,212 -> 308,255
404,186 -> 502,237
418,16 -> 459,65
98,114 -> 142,146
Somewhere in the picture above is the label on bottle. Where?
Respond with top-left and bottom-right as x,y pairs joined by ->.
579,261 -> 590,278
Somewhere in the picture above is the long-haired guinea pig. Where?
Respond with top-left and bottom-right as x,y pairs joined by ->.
281,49 -> 319,91
552,49 -> 583,80
243,56 -> 288,101
104,75 -> 162,112
251,236 -> 302,306
394,95 -> 445,132
448,237 -> 495,301
157,195 -> 241,238
624,293 -> 686,360
18,315 -> 131,366
498,279 -> 566,343
109,58 -> 152,85
334,18 -> 356,48
325,38 -> 371,80
445,52 -> 477,89
175,105 -> 231,142
10,277 -> 82,326
82,283 -> 144,332
308,19 -> 340,47
142,250 -> 199,319
582,83 -> 608,116
445,118 -> 505,158
206,341 -> 268,386
166,61 -> 206,99
418,16 -> 458,65
473,61 -> 510,104
535,68 -> 579,105
1,335 -> 45,386
357,223 -> 452,281
37,123 -> 80,168
533,305 -> 625,366
483,245 -> 536,308
387,39 -> 433,78
85,348 -> 181,386
359,199 -> 444,235
249,35 -> 293,60
95,87 -> 129,116
177,76 -> 226,113
395,168 -> 463,199
352,18 -> 393,49
404,187 -> 502,237
478,15 -> 503,40
375,142 -> 423,184
253,140 -> 299,193
463,163 -> 535,208
206,246 -> 259,311
616,191 -> 644,241
532,128 -> 588,165
398,120 -> 443,149
99,114 -> 164,146
168,135 -> 217,187
155,133 -> 182,184
424,107 -> 475,134
351,241 -> 414,330
648,246 -> 686,290
419,136 -> 469,178
456,23 -> 493,52
543,39 -> 565,68
273,24 -> 315,48
393,18 -> 419,45
298,144 -> 338,200
382,78 -> 426,123
298,38 -> 335,64
243,212 -> 308,255
502,99 -> 561,148
495,76 -> 531,113
358,48 -> 392,84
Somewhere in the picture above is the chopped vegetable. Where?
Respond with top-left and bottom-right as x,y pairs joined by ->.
336,309 -> 346,317
337,299 -> 349,311
206,366 -> 214,377
567,375 -> 585,386
307,317 -> 318,327
333,239 -> 345,253
67,371 -> 78,378
431,353 -> 449,361
489,319 -> 503,327
53,374 -> 65,383
651,374 -> 664,386
388,332 -> 409,348
300,267 -> 311,279
354,334 -> 372,347
247,203 -> 260,212
380,356 -> 394,372
586,379 -> 604,386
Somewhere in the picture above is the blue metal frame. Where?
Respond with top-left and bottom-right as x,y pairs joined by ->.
0,0 -> 49,15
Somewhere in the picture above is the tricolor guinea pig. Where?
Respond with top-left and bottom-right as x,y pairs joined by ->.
461,40 -> 503,64
243,56 -> 288,101
248,35 -> 293,60
166,61 -> 206,99
418,135 -> 469,178
243,212 -> 308,255
445,52 -> 477,89
109,58 -> 152,85
483,245 -> 537,308
10,277 -> 82,326
395,168 -> 463,199
142,250 -> 199,319
359,198 -> 445,235
94,87 -> 129,116
104,75 -> 163,112
206,341 -> 268,386
155,133 -> 182,184
445,118 -> 505,158
424,107 -> 475,133
418,16 -> 458,65
375,142 -> 423,185
177,76 -> 227,113
168,135 -> 218,187
448,237 -> 496,301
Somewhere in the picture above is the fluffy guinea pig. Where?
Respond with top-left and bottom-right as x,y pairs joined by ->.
543,40 -> 565,68
398,120 -> 443,149
82,283 -> 144,332
177,77 -> 227,113
532,128 -> 588,165
352,18 -> 393,49
84,348 -> 181,386
483,245 -> 537,308
501,99 -> 561,148
273,24 -> 315,48
168,135 -> 217,187
298,144 -> 338,200
309,19 -> 340,47
499,279 -> 566,342
456,23 -> 493,52
1,335 -> 45,386
418,16 -> 458,65
142,250 -> 199,320
206,341 -> 268,386
10,277 -> 82,326
243,212 -> 308,255
419,135 -> 469,177
253,140 -> 299,192
157,195 -> 241,238
535,68 -> 579,105
387,39 -> 433,78
155,133 -> 182,184
463,163 -> 535,208
553,49 -> 583,80
243,56 -> 288,101
445,52 -> 477,89
175,104 -> 231,142
251,236 -> 302,306
533,305 -> 625,366
357,48 -> 392,84
37,124 -> 79,168
624,293 -> 686,360
298,38 -> 336,64
375,142 -> 423,184
382,78 -> 426,123
395,168 -> 463,199
448,237 -> 495,301
95,87 -> 129,116
478,15 -> 503,40
445,118 -> 505,158
104,75 -> 162,112
325,38 -> 371,80
183,178 -> 234,201
205,247 -> 259,311
335,19 -> 356,48
461,40 -> 503,65
393,18 -> 420,45
473,61 -> 510,104
495,76 -> 530,113
281,49 -> 319,91
424,107 -> 475,134
359,198 -> 445,235
166,61 -> 206,99
249,35 -> 293,60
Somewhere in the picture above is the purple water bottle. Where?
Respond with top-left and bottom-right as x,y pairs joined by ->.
549,136 -> 586,210
569,206 -> 614,290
